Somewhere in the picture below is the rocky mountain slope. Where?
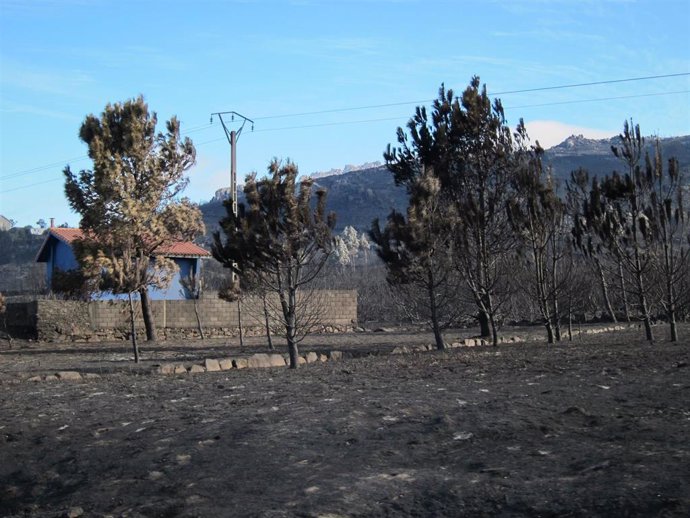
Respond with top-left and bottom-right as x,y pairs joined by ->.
202,134 -> 690,233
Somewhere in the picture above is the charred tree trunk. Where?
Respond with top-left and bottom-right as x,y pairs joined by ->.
262,294 -> 274,351
551,241 -> 562,342
632,248 -> 653,342
478,310 -> 491,338
663,243 -> 679,342
489,310 -> 498,347
567,295 -> 573,341
139,287 -> 157,342
193,299 -> 204,340
285,287 -> 299,369
670,310 -> 678,342
545,321 -> 554,344
128,292 -> 140,363
237,299 -> 244,348
427,269 -> 446,350
618,259 -> 631,322
595,258 -> 617,323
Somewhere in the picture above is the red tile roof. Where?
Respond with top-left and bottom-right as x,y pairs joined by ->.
43,227 -> 211,258
49,227 -> 84,245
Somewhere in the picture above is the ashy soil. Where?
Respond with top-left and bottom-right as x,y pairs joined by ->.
0,328 -> 688,517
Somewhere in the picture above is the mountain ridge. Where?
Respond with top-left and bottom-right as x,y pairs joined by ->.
202,133 -> 690,233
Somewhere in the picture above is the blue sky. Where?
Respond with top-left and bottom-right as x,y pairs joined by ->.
1,0 -> 689,227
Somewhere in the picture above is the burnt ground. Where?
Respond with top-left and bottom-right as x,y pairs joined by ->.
0,327 -> 688,517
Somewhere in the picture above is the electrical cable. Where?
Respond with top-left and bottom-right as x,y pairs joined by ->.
0,123 -> 214,182
252,72 -> 690,120
2,75 -> 688,192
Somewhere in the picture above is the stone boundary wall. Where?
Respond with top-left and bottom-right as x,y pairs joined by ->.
3,323 -> 643,385
3,290 -> 357,341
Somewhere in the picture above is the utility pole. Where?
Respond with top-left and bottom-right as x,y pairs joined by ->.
210,111 -> 254,216
210,111 -> 254,309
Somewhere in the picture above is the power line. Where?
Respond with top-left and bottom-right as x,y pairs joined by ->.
2,77 -> 689,192
2,177 -> 63,194
492,72 -> 690,95
0,156 -> 89,181
253,72 -> 690,121
247,89 -> 690,134
507,89 -> 690,110
0,122 -> 214,182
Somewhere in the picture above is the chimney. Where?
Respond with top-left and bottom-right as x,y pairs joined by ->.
50,218 -> 55,228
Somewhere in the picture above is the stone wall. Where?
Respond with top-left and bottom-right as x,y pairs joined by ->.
3,290 -> 357,341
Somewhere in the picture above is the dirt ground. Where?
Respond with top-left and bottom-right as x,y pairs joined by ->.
0,326 -> 688,517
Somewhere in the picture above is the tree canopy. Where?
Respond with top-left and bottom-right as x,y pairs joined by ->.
212,159 -> 335,368
64,96 -> 204,359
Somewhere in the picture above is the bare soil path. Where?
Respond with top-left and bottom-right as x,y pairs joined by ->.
1,328 -> 688,517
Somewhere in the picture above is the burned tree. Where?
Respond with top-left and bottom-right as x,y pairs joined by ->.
212,160 -> 335,368
508,134 -> 570,343
64,96 -> 204,348
645,140 -> 688,341
572,121 -> 658,341
384,77 -> 521,344
371,171 -> 460,350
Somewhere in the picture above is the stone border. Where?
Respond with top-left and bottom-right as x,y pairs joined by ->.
156,350 -> 346,374
154,337 -> 528,376
25,371 -> 101,383
11,325 -> 635,383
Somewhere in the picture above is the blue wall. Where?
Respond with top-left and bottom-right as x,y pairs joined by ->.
45,238 -> 80,287
45,237 -> 201,301
95,257 -> 200,301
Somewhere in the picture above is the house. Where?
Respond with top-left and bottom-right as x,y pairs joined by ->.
35,227 -> 211,300
0,215 -> 13,231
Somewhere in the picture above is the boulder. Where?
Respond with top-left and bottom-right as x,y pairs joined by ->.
304,352 -> 319,364
174,365 -> 187,374
328,350 -> 343,361
297,356 -> 307,365
65,507 -> 84,518
27,376 -> 42,382
233,358 -> 248,369
219,359 -> 234,370
318,353 -> 329,362
159,363 -> 175,375
44,375 -> 58,382
189,365 -> 205,373
204,359 -> 221,372
391,346 -> 409,355
84,373 -> 100,380
464,338 -> 476,347
269,354 -> 287,367
57,371 -> 82,381
247,353 -> 285,369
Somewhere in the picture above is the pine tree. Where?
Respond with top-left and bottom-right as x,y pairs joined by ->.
508,132 -> 569,343
384,77 -> 520,345
572,121 -> 657,341
371,170 -> 460,350
64,96 -> 204,359
212,160 -> 335,368
645,140 -> 688,341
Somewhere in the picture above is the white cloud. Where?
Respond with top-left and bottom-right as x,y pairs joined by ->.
0,101 -> 80,121
0,59 -> 95,96
524,120 -> 616,148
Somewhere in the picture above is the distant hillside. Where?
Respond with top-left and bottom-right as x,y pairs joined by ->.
311,165 -> 405,232
200,165 -> 403,235
544,134 -> 690,184
201,134 -> 690,234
